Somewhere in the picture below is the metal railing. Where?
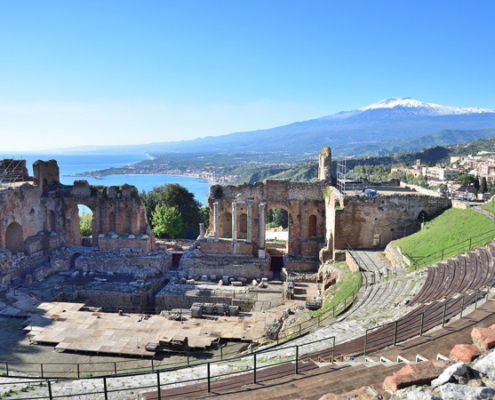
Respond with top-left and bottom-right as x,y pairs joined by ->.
408,229 -> 495,269
0,335 -> 337,399
363,282 -> 493,357
1,276 -> 361,380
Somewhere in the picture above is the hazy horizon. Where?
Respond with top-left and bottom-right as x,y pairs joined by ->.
1,1 -> 494,152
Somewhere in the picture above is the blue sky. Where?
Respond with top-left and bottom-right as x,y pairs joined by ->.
1,1 -> 494,152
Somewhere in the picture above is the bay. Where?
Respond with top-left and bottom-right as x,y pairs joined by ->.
5,153 -> 212,205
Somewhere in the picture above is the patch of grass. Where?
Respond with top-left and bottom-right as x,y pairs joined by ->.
483,200 -> 495,214
395,208 -> 495,269
311,263 -> 361,318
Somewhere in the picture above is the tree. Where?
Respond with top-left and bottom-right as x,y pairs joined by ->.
481,177 -> 488,194
80,212 -> 92,237
475,177 -> 480,194
141,184 -> 202,239
456,174 -> 476,187
199,206 -> 211,227
151,205 -> 186,239
268,208 -> 288,229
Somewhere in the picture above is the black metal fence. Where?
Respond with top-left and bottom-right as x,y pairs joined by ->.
408,229 -> 495,269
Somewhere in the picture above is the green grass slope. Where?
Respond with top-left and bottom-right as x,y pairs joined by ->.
394,208 -> 495,269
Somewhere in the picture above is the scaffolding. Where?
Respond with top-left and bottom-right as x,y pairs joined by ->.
336,160 -> 346,193
0,158 -> 28,185
336,159 -> 364,193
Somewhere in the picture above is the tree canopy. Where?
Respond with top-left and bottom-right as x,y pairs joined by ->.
151,205 -> 186,239
141,184 -> 209,239
79,212 -> 92,237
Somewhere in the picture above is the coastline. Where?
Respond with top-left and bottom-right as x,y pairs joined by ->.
67,172 -> 219,185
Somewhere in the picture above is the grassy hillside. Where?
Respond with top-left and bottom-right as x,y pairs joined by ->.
394,208 -> 495,269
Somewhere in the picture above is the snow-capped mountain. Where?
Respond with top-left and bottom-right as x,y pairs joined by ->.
72,98 -> 495,157
358,97 -> 494,116
321,97 -> 495,120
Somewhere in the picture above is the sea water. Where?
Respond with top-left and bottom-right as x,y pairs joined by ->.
5,153 -> 211,205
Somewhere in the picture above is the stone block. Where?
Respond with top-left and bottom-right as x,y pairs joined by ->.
450,344 -> 481,363
473,350 -> 495,379
471,327 -> 495,350
383,360 -> 446,392
431,361 -> 467,388
439,383 -> 495,399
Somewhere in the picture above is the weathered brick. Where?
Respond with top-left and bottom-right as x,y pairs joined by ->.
471,327 -> 495,350
383,360 -> 446,392
450,344 -> 481,362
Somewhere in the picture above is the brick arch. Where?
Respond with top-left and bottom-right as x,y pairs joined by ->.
5,222 -> 25,254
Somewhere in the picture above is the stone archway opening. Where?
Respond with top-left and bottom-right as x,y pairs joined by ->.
266,207 -> 290,278
78,205 -> 93,238
5,222 -> 25,255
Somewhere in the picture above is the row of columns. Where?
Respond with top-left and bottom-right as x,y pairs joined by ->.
212,200 -> 266,256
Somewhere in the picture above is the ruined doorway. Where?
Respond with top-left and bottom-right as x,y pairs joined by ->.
5,222 -> 25,254
66,204 -> 94,247
265,207 -> 289,253
270,255 -> 284,280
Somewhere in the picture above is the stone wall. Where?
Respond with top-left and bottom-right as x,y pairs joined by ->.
206,179 -> 326,264
327,189 -> 451,254
0,160 -> 154,261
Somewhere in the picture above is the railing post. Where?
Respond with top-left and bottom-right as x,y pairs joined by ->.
333,305 -> 335,317
460,296 -> 465,318
151,359 -> 154,372
207,362 -> 211,393
156,371 -> 161,400
332,337 -> 335,363
253,353 -> 257,383
317,314 -> 320,327
475,288 -> 480,309
469,238 -> 472,250
295,345 -> 299,374
41,363 -> 44,378
364,330 -> 368,358
187,353 -> 190,366
220,345 -> 223,360
442,303 -> 447,328
5,362 -> 8,377
393,321 -> 398,346
420,312 -> 425,336
299,323 -> 301,336
47,380 -> 53,400
103,377 -> 108,400
114,362 -> 117,375
77,363 -> 80,378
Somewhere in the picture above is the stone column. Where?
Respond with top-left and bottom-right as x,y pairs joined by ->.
213,201 -> 220,241
199,223 -> 204,240
258,202 -> 266,258
247,201 -> 253,243
232,202 -> 237,242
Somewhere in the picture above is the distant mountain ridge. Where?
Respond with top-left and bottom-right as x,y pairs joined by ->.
58,97 -> 495,157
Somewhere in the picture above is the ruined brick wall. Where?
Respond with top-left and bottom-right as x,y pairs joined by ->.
328,191 -> 451,252
207,180 -> 326,259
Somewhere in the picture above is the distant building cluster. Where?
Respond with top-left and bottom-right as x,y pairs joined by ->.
392,153 -> 495,201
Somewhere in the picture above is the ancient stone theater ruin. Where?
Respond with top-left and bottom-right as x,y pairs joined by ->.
0,148 -> 453,362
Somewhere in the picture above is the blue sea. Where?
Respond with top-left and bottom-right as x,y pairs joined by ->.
7,153 -> 211,205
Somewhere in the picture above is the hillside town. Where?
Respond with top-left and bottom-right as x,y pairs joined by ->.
391,152 -> 495,200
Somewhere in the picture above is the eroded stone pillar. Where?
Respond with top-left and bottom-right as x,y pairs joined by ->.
199,223 -> 204,240
213,201 -> 220,241
247,201 -> 253,243
232,202 -> 237,242
258,202 -> 266,258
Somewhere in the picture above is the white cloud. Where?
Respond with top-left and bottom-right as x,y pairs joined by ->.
0,100 -> 326,152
